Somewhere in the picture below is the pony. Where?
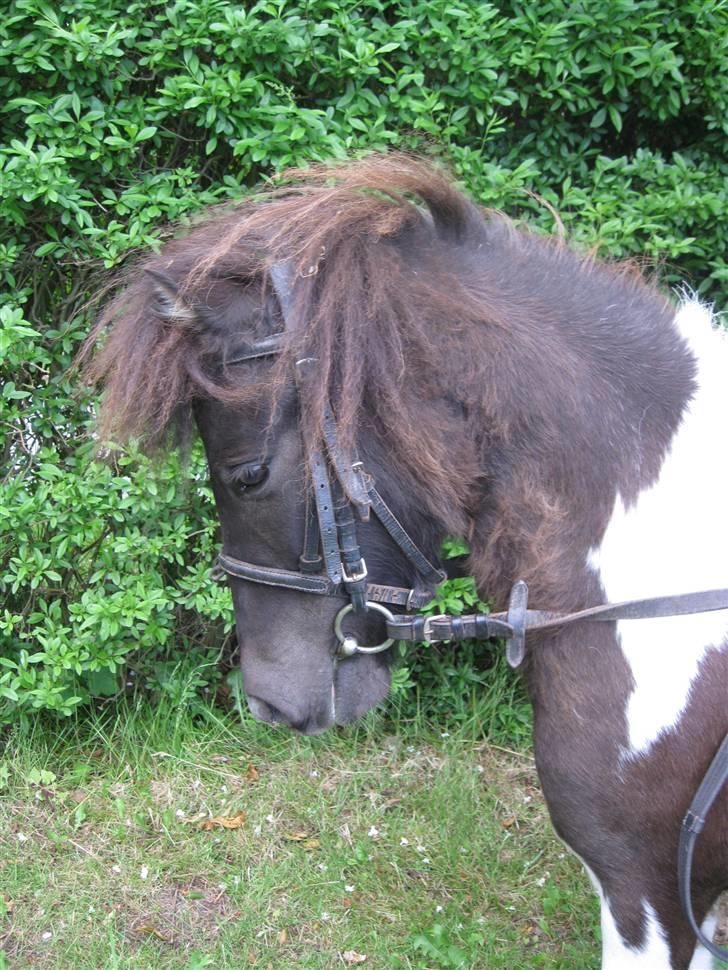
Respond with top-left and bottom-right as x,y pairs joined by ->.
84,154 -> 727,968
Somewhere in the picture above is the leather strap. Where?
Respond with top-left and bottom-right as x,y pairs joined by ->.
216,553 -> 337,595
678,732 -> 728,963
269,261 -> 296,322
299,494 -> 323,574
330,477 -> 368,612
322,402 -> 370,519
387,587 -> 728,646
387,612 -> 513,642
214,552 -> 434,609
225,332 -> 284,365
515,588 -> 728,633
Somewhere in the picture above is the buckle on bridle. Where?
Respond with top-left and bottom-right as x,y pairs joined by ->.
421,613 -> 448,644
341,557 -> 368,584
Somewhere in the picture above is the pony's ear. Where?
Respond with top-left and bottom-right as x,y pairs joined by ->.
145,268 -> 198,325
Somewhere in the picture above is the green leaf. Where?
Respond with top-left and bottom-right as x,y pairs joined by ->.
86,666 -> 119,697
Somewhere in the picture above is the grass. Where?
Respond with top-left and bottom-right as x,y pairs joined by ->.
0,696 -> 600,969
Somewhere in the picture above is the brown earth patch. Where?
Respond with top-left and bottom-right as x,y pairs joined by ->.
124,875 -> 238,947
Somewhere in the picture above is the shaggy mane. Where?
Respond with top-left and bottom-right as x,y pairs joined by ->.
82,152 -> 675,559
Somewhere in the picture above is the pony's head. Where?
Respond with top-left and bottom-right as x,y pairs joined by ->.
83,155 -> 486,733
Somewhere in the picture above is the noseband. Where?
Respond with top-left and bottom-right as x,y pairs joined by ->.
212,260 -> 447,658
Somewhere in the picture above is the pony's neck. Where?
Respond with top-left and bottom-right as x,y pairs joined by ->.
465,296 -> 698,614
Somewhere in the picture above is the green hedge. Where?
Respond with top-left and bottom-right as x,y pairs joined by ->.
2,0 -> 726,723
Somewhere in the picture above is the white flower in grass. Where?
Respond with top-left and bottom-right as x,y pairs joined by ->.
175,809 -> 185,818
111,865 -> 121,874
440,732 -> 450,738
318,863 -> 328,872
17,832 -> 28,842
367,826 -> 380,838
416,844 -> 426,854
422,858 -> 430,864
140,865 -> 149,880
399,837 -> 409,846
321,911 -> 330,922
345,884 -> 355,892
435,905 -> 443,913
41,931 -> 52,941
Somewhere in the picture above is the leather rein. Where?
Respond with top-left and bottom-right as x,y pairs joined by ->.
211,262 -> 728,962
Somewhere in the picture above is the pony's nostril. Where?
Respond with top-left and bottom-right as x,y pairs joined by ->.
246,694 -> 331,735
247,695 -> 287,725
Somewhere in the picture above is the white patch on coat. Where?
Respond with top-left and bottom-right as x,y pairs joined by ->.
580,861 -> 673,968
588,299 -> 728,757
601,900 -> 673,969
596,884 -> 721,970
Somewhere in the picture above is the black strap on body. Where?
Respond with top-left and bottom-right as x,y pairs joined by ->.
678,732 -> 728,964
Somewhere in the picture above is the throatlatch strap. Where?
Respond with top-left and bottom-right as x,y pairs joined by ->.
678,732 -> 728,964
367,486 -> 445,588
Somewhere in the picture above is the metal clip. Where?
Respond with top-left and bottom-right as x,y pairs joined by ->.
334,602 -> 395,657
506,580 -> 529,668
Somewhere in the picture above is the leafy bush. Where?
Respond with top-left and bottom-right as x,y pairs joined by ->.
1,0 -> 726,723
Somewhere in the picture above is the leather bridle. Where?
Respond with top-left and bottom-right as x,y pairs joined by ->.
212,260 -> 447,658
211,261 -> 728,961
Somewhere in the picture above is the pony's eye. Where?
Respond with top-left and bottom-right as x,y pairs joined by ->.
230,461 -> 269,492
